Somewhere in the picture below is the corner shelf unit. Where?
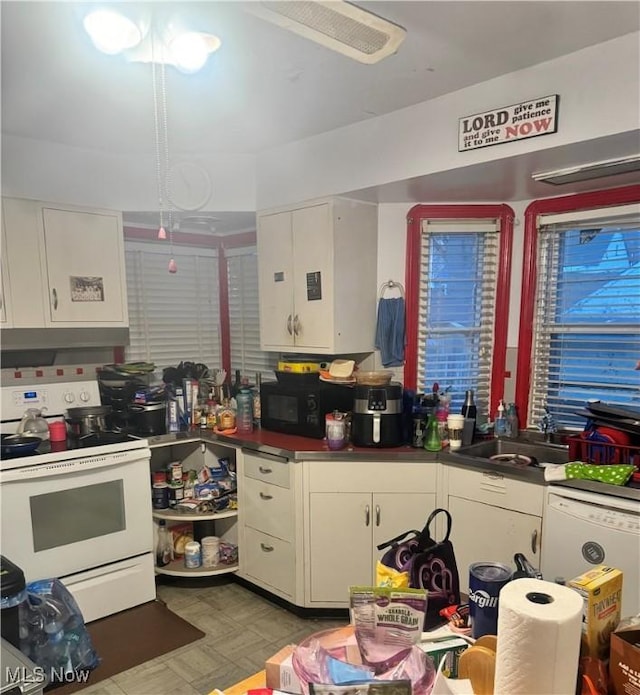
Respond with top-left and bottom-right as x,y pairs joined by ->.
152,508 -> 239,577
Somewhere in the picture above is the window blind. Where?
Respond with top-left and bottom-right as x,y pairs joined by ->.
529,206 -> 640,428
124,242 -> 221,371
226,246 -> 277,376
417,218 -> 500,415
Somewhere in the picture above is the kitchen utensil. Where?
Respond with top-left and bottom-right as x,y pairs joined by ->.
65,405 -> 112,437
1,434 -> 42,456
128,402 -> 167,436
16,408 -> 49,440
354,370 -> 393,386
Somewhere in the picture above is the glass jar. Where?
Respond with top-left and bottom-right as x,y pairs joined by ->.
325,411 -> 346,450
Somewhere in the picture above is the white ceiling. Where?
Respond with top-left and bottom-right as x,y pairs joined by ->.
2,1 -> 639,230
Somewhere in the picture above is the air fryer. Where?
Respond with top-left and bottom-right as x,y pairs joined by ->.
351,383 -> 404,447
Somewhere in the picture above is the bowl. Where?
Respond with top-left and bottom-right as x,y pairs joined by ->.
354,370 -> 394,386
291,626 -> 435,695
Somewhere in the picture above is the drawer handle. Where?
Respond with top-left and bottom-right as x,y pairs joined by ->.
531,529 -> 538,555
286,314 -> 293,335
375,504 -> 381,526
259,466 -> 272,474
260,543 -> 274,552
293,314 -> 300,336
365,504 -> 370,527
259,492 -> 273,500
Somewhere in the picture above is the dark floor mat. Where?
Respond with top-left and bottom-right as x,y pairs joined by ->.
45,600 -> 205,694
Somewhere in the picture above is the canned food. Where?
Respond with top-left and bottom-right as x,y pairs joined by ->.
152,483 -> 169,509
184,541 -> 202,569
152,470 -> 167,485
201,536 -> 220,568
170,462 -> 183,483
168,483 -> 184,507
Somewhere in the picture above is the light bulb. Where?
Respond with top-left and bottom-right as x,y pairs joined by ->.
169,32 -> 220,73
83,10 -> 142,55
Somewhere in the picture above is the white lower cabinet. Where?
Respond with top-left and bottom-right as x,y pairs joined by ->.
304,461 -> 437,607
237,450 -> 301,602
443,466 -> 543,594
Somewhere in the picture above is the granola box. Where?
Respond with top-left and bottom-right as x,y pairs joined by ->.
567,565 -> 622,660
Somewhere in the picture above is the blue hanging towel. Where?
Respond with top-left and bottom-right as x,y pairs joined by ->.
375,297 -> 406,367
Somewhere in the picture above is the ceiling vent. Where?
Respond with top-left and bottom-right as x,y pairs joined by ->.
532,154 -> 640,185
247,1 -> 406,64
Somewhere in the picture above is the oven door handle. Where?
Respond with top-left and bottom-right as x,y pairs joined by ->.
0,448 -> 151,483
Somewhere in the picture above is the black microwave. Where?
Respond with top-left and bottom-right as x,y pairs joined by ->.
260,380 -> 354,438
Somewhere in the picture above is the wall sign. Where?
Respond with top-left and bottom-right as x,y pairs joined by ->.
459,94 -> 558,151
306,271 -> 322,301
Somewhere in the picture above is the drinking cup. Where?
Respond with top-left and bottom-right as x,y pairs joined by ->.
447,414 -> 465,450
468,561 -> 512,638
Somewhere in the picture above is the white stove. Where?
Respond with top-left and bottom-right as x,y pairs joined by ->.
0,378 -> 156,623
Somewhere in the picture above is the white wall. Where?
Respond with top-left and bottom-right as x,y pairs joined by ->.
256,32 -> 639,209
1,135 -> 257,212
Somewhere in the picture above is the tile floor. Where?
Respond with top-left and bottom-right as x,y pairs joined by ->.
79,577 -> 348,695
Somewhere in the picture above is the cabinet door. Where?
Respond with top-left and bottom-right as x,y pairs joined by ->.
0,217 -> 12,326
308,492 -> 372,603
257,211 -> 294,349
447,496 -> 542,593
291,203 -> 332,350
42,207 -> 127,324
372,492 -> 437,578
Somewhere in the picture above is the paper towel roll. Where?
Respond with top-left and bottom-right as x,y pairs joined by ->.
494,578 -> 583,695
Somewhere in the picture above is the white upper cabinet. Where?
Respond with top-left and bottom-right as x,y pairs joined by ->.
2,197 -> 128,328
257,198 -> 377,354
1,212 -> 13,326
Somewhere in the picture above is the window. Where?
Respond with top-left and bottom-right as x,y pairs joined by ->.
405,205 -> 514,416
226,246 -> 276,376
124,241 -> 221,370
517,186 -> 640,429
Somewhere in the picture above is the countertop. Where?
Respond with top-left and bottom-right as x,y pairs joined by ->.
145,428 -> 640,502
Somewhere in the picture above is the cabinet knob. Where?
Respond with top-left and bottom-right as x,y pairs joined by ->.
259,492 -> 273,500
260,543 -> 274,552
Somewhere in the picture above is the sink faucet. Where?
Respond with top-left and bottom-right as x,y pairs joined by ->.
537,406 -> 557,443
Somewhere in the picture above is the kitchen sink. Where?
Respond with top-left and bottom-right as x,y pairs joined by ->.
453,438 -> 569,466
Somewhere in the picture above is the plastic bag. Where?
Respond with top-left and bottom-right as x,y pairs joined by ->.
19,578 -> 100,684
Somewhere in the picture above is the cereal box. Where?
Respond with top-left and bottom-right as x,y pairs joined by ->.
568,565 -> 623,660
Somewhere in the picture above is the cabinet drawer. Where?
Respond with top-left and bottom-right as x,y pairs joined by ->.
447,466 -> 544,516
244,477 -> 294,541
243,527 -> 294,598
308,461 -> 436,494
244,453 -> 290,489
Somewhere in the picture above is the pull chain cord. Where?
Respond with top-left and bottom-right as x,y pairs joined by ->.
160,58 -> 177,273
151,39 -> 165,240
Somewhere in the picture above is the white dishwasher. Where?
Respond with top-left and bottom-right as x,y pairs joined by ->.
541,485 -> 640,618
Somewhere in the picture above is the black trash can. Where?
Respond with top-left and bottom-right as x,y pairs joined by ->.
0,554 -> 27,649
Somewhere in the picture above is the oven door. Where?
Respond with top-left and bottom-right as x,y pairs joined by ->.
0,447 -> 153,583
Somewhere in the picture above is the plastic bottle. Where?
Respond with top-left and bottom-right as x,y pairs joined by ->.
156,520 -> 173,567
494,400 -> 507,437
505,402 -> 519,438
424,413 -> 442,452
236,387 -> 254,433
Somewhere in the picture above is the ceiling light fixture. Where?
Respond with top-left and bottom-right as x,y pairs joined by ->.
83,9 -> 221,73
246,0 -> 406,64
532,154 -> 640,185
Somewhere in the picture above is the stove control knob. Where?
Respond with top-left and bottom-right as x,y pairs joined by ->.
64,392 -> 76,404
79,391 -> 91,403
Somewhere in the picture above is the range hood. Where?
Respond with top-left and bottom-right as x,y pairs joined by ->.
0,327 -> 129,352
